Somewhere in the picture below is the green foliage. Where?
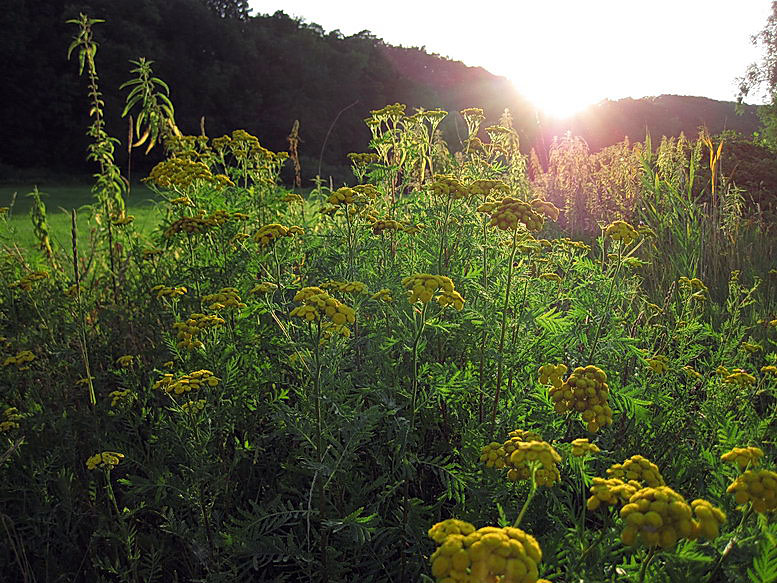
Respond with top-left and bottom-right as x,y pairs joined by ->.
1,15 -> 777,583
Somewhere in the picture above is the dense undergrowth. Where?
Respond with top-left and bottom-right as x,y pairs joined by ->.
1,15 -> 777,583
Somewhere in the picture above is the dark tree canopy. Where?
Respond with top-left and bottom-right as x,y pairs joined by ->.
0,0 -> 765,184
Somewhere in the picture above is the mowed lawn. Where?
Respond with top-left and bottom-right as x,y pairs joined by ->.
0,183 -> 164,254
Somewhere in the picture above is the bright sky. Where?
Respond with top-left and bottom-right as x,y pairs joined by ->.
249,1 -> 773,118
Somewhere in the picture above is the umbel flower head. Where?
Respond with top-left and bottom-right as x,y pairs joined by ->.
250,281 -> 278,295
468,179 -> 509,200
428,519 -> 543,583
538,363 -> 567,388
202,287 -> 247,311
646,355 -> 669,374
172,313 -> 225,350
570,438 -> 601,457
587,477 -> 641,511
2,350 -> 36,370
290,286 -> 356,337
605,220 -> 639,246
86,451 -> 124,471
721,446 -> 764,471
548,365 -> 613,432
607,455 -> 665,487
371,288 -> 393,303
620,486 -> 725,549
0,407 -> 22,432
488,197 -> 545,232
429,175 -> 469,199
154,369 -> 220,395
151,285 -> 187,300
253,223 -> 304,246
401,274 -> 464,310
530,199 -> 560,221
9,270 -> 49,292
727,469 -> 777,513
481,429 -> 561,487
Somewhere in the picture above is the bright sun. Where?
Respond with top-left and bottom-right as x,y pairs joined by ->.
507,68 -> 603,119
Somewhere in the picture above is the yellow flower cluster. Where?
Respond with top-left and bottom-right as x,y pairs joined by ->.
151,285 -> 187,300
250,282 -> 278,294
723,369 -> 756,387
428,519 -> 543,583
481,430 -> 559,487
678,276 -> 708,293
683,365 -> 702,379
180,399 -> 206,414
538,364 -> 567,388
154,369 -> 220,395
253,223 -> 304,246
548,365 -> 613,433
327,187 -> 358,206
605,220 -> 638,246
210,209 -> 249,226
690,499 -> 727,539
110,213 -> 135,226
488,197 -> 545,232
430,175 -> 469,199
762,365 -> 777,375
347,152 -> 380,165
530,199 -> 560,221
108,389 -> 132,407
0,407 -> 22,432
290,287 -> 356,335
620,486 -> 725,548
480,442 -> 507,469
169,196 -> 195,207
2,350 -> 36,370
402,274 -> 464,310
607,455 -> 665,487
284,193 -> 304,204
371,288 -> 393,302
164,211 -> 225,238
172,313 -> 225,350
202,287 -> 246,311
721,447 -> 764,470
460,107 -> 485,121
147,157 -> 233,190
371,218 -> 404,234
9,270 -> 49,291
506,440 -> 562,486
587,478 -> 641,511
469,179 -> 509,199
115,355 -> 134,367
86,451 -> 124,470
571,438 -> 601,457
741,341 -> 762,354
555,238 -> 591,253
646,355 -> 669,374
321,280 -> 367,295
727,469 -> 777,513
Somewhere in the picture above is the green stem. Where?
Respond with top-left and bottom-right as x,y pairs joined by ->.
513,464 -> 539,528
310,322 -> 328,582
587,244 -> 623,363
638,547 -> 657,583
490,229 -> 520,434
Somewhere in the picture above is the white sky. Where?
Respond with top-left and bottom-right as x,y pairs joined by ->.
249,1 -> 773,117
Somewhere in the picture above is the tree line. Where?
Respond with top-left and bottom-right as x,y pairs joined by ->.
0,0 -> 770,187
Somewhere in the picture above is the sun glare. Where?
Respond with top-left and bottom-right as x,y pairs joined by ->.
506,64 -> 603,119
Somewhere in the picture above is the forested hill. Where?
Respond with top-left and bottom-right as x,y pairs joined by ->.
0,0 -> 762,183
540,95 -> 762,153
